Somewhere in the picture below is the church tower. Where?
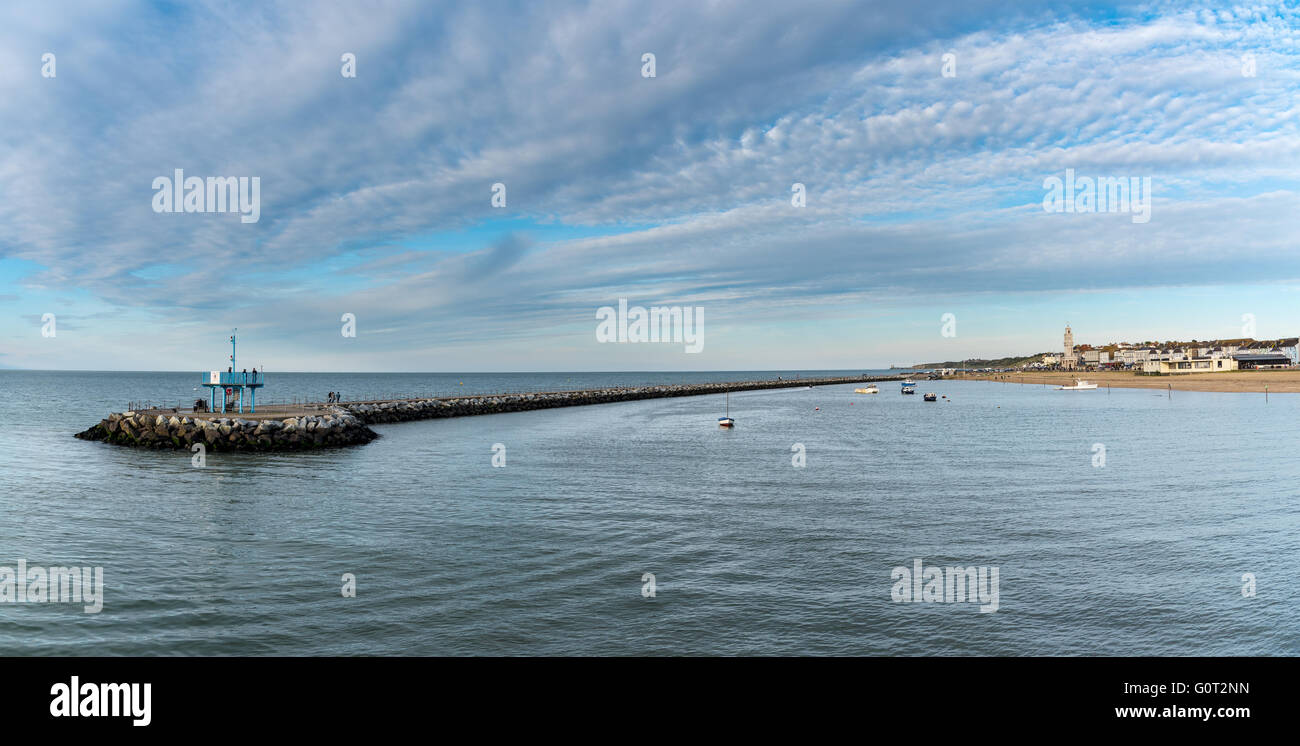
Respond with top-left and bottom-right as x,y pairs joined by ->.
1063,325 -> 1077,370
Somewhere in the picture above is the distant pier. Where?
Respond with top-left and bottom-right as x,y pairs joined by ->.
75,373 -> 905,451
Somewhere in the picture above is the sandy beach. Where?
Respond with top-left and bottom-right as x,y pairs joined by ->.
957,369 -> 1300,393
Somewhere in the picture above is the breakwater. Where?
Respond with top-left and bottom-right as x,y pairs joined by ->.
75,409 -> 377,451
75,374 -> 901,451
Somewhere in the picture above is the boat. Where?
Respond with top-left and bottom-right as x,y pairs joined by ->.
854,384 -> 879,394
901,386 -> 916,395
923,392 -> 937,401
718,391 -> 735,427
1057,379 -> 1098,391
901,379 -> 917,386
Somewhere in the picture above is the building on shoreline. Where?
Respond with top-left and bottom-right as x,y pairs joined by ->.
1142,357 -> 1239,374
1025,332 -> 1298,372
1233,352 -> 1293,369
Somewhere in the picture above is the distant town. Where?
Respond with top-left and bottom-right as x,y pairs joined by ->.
914,326 -> 1300,374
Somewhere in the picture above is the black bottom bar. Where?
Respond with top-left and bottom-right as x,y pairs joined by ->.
2,657 -> 1287,734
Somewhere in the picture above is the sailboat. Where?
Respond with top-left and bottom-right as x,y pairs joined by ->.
718,391 -> 735,428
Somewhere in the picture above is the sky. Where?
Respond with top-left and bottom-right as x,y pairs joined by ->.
0,0 -> 1297,372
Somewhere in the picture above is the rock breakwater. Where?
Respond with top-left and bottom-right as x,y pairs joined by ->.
74,409 -> 377,451
75,374 -> 896,451
339,375 -> 890,423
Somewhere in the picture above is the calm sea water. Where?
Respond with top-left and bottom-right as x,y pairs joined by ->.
0,370 -> 1295,655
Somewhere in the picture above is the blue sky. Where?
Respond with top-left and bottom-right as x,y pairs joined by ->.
1,0 -> 1298,371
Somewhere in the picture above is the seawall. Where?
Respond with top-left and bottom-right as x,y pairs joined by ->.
75,374 -> 903,451
75,409 -> 377,451
340,374 -> 900,423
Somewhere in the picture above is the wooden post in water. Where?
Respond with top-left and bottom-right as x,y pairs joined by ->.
1265,384 -> 1268,403
1167,383 -> 1171,400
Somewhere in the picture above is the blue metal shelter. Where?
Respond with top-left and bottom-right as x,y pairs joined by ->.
201,330 -> 264,413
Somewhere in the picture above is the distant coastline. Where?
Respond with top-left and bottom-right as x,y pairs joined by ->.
957,369 -> 1300,393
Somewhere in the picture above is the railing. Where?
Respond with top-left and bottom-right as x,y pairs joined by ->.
202,372 -> 264,386
126,396 -> 342,416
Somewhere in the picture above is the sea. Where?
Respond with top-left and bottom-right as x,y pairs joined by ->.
0,369 -> 1295,655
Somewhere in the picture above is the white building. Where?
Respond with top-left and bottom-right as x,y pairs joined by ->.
1142,357 -> 1239,374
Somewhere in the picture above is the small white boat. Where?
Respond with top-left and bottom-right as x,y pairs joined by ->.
1057,379 -> 1098,390
923,392 -> 937,401
901,386 -> 916,395
854,385 -> 879,394
718,391 -> 735,427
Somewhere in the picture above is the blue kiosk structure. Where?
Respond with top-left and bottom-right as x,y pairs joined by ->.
202,330 -> 264,414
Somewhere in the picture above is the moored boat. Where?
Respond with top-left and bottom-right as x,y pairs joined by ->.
854,384 -> 879,394
718,391 -> 735,427
901,386 -> 916,395
1057,379 -> 1098,390
923,392 -> 937,401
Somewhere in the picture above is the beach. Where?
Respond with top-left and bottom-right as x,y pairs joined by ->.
958,369 -> 1300,393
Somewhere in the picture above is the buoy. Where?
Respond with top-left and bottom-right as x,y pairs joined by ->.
814,407 -> 820,411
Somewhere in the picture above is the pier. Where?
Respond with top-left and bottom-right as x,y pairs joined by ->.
74,373 -> 906,451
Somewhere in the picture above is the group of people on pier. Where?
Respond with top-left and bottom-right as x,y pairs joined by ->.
327,391 -> 343,403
